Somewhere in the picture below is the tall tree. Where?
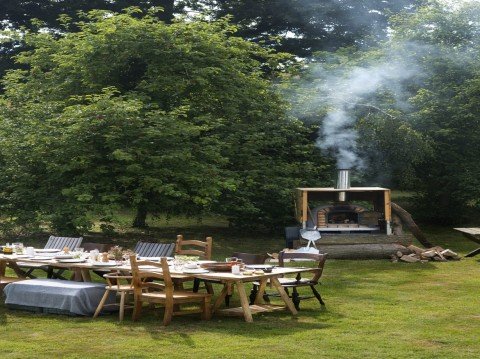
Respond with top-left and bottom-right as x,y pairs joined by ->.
0,1 -> 178,84
390,1 -> 480,223
0,10 -> 323,234
0,1 -> 176,27
184,0 -> 425,57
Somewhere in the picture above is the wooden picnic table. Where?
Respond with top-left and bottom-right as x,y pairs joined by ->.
191,267 -> 303,322
0,255 -> 309,322
453,228 -> 480,257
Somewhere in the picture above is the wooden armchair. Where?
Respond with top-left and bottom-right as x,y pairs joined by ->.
253,251 -> 327,310
130,256 -> 211,326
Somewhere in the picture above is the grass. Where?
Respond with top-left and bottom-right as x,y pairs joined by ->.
1,216 -> 480,358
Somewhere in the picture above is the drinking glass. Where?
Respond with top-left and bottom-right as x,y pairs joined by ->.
26,247 -> 35,256
13,242 -> 24,254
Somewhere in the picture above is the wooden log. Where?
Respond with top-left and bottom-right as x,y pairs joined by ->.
391,202 -> 433,248
315,243 -> 410,259
428,246 -> 445,253
315,233 -> 413,246
441,249 -> 459,259
421,250 -> 437,259
435,251 -> 446,261
400,255 -> 420,263
407,245 -> 426,255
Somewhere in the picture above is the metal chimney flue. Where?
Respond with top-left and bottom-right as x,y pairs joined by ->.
336,169 -> 351,202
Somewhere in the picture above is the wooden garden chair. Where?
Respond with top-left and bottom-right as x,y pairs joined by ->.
93,272 -> 134,321
175,235 -> 213,293
175,235 -> 212,260
130,256 -> 212,326
134,241 -> 176,258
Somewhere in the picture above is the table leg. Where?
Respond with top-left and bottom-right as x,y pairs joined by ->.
270,277 -> 298,316
7,261 -> 28,278
254,278 -> 268,305
0,260 -> 6,277
80,269 -> 92,282
465,247 -> 480,257
235,281 -> 253,323
212,283 -> 229,313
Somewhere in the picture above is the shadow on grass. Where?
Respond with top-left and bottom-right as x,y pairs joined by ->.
0,303 -> 333,345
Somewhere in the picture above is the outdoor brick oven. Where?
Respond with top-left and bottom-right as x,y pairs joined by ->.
294,169 -> 392,235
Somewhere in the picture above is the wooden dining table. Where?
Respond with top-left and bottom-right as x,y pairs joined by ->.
0,253 -> 99,282
0,254 -> 311,322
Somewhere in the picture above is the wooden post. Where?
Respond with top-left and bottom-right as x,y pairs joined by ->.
302,190 -> 308,229
384,190 -> 392,235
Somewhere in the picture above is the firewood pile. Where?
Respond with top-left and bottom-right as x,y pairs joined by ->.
391,244 -> 460,263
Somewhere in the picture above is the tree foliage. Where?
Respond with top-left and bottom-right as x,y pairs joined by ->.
184,0 -> 426,57
0,11 -> 325,234
0,1 -> 177,82
390,1 -> 480,223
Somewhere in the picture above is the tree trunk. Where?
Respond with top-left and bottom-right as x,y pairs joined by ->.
315,243 -> 410,259
391,202 -> 434,248
132,203 -> 148,228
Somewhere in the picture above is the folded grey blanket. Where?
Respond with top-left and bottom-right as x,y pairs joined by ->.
4,278 -> 116,316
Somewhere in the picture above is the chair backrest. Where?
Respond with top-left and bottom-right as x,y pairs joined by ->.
232,252 -> 268,265
82,242 -> 112,252
278,251 -> 327,283
44,236 -> 83,250
129,256 -> 172,295
134,242 -> 176,257
175,235 -> 212,260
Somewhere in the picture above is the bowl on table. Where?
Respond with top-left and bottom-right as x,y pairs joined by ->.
199,262 -> 235,272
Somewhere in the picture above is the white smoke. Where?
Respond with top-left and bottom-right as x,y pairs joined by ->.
313,56 -> 420,169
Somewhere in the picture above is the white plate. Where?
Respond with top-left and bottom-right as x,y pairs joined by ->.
197,260 -> 216,264
15,254 -> 34,259
182,268 -> 209,274
91,262 -> 117,267
245,265 -> 275,270
57,258 -> 86,263
32,256 -> 53,260
35,249 -> 61,253
138,256 -> 174,261
54,254 -> 74,259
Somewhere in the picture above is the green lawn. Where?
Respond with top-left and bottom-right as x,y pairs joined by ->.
1,220 -> 479,358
